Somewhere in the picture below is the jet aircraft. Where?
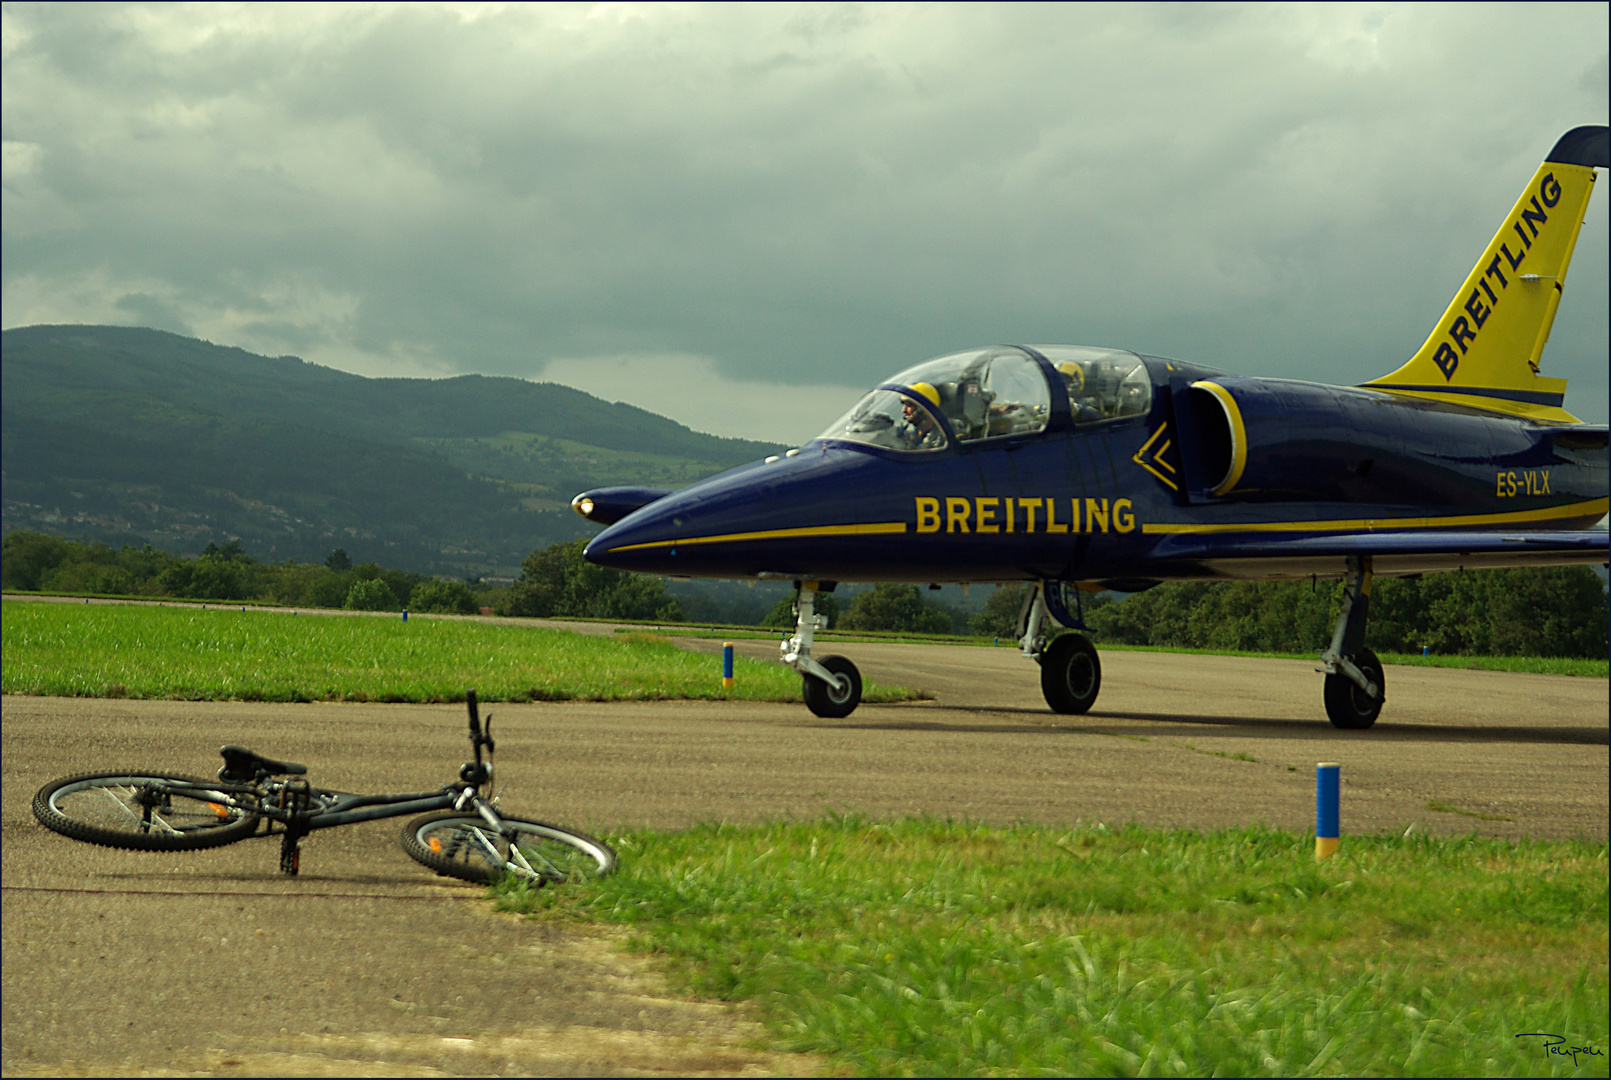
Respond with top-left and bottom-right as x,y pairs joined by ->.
575,126 -> 1610,729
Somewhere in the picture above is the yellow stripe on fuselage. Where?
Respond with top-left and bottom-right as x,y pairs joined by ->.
611,521 -> 908,553
1139,498 -> 1607,535
612,498 -> 1606,552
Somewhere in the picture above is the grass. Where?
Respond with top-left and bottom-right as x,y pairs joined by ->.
498,818 -> 1610,1077
1373,651 -> 1608,678
0,600 -> 923,704
11,591 -> 1604,676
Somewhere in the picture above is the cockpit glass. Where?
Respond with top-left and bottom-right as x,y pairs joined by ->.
1033,346 -> 1152,424
817,389 -> 948,452
818,347 -> 1055,451
815,345 -> 1150,451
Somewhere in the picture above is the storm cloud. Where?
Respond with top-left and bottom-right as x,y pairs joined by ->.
4,3 -> 1606,440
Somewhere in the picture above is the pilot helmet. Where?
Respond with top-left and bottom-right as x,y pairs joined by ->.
1058,361 -> 1085,394
907,381 -> 941,408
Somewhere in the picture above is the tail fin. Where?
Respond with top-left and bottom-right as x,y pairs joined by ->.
1366,126 -> 1608,423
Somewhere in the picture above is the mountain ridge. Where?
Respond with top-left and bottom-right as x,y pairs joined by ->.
2,324 -> 784,574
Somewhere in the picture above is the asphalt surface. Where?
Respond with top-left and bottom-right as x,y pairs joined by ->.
3,630 -> 1606,1076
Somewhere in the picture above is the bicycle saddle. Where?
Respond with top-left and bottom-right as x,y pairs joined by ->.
218,745 -> 308,781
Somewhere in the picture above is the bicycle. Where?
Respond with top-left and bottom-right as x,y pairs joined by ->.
32,690 -> 615,885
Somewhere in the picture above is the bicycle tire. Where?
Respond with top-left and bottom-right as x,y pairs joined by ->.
33,772 -> 261,851
400,811 -> 616,884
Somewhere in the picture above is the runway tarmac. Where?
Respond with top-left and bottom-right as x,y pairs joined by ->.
3,636 -> 1606,1075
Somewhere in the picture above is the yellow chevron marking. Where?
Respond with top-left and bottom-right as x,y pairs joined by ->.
1132,422 -> 1179,491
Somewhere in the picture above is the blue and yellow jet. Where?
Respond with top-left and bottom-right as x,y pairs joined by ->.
576,126 -> 1609,729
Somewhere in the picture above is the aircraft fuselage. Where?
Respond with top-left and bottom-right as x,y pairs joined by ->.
583,354 -> 1607,586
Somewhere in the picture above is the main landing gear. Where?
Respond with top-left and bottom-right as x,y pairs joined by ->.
1019,581 -> 1102,714
1318,555 -> 1385,729
784,581 -> 863,719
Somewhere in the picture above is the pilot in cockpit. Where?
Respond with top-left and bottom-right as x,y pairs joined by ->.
1059,362 -> 1102,423
899,382 -> 945,450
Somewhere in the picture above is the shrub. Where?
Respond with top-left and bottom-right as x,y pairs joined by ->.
409,579 -> 480,615
344,578 -> 399,611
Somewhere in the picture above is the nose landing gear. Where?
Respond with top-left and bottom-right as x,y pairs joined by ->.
783,581 -> 863,719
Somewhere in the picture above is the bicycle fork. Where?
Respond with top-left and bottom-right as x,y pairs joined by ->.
454,790 -> 550,882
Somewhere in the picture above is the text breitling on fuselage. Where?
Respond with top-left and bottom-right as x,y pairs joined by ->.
1433,171 -> 1563,380
915,496 -> 1138,534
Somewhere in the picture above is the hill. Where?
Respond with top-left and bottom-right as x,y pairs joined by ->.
1,325 -> 782,574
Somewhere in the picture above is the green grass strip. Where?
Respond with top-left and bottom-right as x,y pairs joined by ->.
499,818 -> 1610,1077
0,600 -> 921,704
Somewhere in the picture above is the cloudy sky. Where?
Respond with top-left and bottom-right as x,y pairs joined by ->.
4,2 -> 1607,441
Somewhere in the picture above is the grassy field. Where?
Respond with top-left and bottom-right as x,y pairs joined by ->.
0,600 -> 922,704
500,818 -> 1610,1077
9,590 -> 1604,677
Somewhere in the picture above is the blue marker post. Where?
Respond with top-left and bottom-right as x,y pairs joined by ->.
402,610 -> 408,622
722,643 -> 735,689
1316,762 -> 1340,861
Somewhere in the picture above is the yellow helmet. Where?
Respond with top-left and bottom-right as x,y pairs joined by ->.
1058,362 -> 1085,393
908,381 -> 941,407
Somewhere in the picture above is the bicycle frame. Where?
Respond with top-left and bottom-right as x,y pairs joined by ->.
183,688 -> 506,873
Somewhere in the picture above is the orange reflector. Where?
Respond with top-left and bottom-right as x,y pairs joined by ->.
208,802 -> 229,818
429,837 -> 443,853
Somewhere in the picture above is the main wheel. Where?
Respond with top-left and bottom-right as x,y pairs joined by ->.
1324,647 -> 1385,729
33,772 -> 260,851
802,654 -> 862,719
401,812 -> 616,884
1040,634 -> 1101,714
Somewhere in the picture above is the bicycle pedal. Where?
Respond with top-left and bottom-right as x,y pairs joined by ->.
280,833 -> 302,875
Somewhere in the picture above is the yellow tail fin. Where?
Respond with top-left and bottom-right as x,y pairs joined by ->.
1366,126 -> 1608,423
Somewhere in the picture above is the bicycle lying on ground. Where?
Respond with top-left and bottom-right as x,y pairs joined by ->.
32,690 -> 615,885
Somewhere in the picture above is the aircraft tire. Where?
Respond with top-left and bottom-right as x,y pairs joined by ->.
803,655 -> 862,719
1324,647 -> 1384,730
1041,634 -> 1101,715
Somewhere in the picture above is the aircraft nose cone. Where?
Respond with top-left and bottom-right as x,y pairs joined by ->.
581,446 -> 893,579
582,499 -> 686,573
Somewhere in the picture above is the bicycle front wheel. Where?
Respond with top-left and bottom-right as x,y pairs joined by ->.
401,812 -> 616,884
33,772 -> 260,851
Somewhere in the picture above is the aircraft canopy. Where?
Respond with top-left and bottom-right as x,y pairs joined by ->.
817,345 -> 1152,452
1033,345 -> 1152,424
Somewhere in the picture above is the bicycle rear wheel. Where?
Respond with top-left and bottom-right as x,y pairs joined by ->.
33,772 -> 260,851
401,812 -> 616,884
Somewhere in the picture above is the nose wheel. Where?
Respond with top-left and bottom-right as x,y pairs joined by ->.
803,654 -> 862,718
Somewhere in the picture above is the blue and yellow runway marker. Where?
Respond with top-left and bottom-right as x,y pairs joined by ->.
1316,762 -> 1340,861
722,642 -> 735,689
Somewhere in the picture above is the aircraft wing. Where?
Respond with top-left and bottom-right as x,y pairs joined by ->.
1146,529 -> 1609,580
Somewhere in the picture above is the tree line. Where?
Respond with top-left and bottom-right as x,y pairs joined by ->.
5,529 -> 1603,657
1,531 -> 481,615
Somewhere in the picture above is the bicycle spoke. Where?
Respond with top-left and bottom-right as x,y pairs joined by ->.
91,785 -> 146,825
